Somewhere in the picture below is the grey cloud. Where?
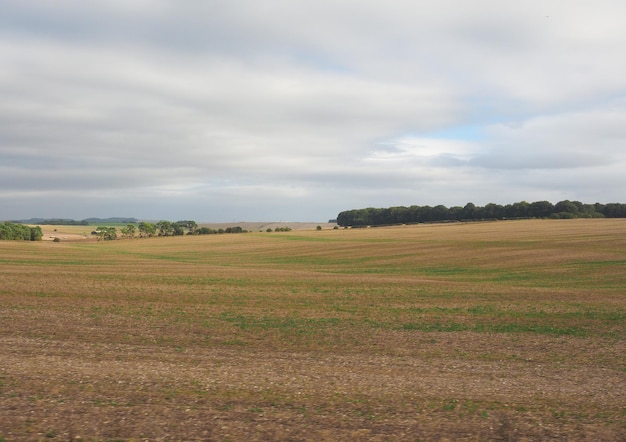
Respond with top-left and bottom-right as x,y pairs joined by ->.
471,105 -> 626,170
2,1 -> 626,220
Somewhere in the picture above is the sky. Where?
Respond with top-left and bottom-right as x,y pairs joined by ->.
1,0 -> 625,222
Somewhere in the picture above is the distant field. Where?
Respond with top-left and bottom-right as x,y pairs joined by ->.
1,219 -> 624,440
36,222 -> 337,241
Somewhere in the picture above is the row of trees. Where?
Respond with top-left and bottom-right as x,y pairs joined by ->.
96,220 -> 202,240
197,226 -> 247,234
336,201 -> 626,227
32,219 -> 89,226
95,221 -> 249,240
0,222 -> 43,241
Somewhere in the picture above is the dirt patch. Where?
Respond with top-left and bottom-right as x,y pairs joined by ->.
41,232 -> 96,242
1,332 -> 623,441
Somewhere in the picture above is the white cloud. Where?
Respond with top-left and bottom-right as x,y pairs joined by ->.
1,1 -> 625,220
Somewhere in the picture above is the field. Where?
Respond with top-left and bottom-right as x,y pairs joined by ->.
1,219 -> 624,441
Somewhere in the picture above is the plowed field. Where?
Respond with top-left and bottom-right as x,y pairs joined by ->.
1,219 -> 624,440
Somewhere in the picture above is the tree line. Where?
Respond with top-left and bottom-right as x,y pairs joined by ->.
95,220 -> 249,241
0,222 -> 43,241
33,218 -> 90,226
10,217 -> 139,226
336,201 -> 626,227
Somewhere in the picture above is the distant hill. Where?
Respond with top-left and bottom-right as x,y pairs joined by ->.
11,218 -> 46,224
11,217 -> 138,226
83,217 -> 139,224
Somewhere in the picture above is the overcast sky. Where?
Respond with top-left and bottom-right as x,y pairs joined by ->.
2,1 -> 625,222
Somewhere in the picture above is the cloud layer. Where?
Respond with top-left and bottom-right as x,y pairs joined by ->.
2,1 -> 625,221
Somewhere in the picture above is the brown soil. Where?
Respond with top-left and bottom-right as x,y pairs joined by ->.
1,219 -> 624,441
2,331 -> 624,441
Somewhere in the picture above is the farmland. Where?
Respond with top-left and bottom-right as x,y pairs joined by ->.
1,219 -> 625,440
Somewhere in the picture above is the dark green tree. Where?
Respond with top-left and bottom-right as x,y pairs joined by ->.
529,201 -> 554,218
483,203 -> 505,219
554,200 -> 579,215
462,203 -> 476,219
603,203 -> 626,218
174,220 -> 198,235
156,221 -> 173,236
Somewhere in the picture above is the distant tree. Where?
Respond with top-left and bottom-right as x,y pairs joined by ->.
432,205 -> 450,221
462,202 -> 476,220
156,220 -> 173,236
388,206 -> 409,224
225,226 -> 244,233
593,202 -> 605,213
172,224 -> 185,236
0,222 -> 41,241
448,206 -> 464,221
138,221 -> 156,237
121,224 -> 136,239
553,211 -> 576,219
335,200 -> 626,227
571,201 -> 586,213
96,226 -> 117,241
580,203 -> 603,218
418,206 -> 434,222
36,218 -> 86,226
554,200 -> 579,215
529,201 -> 554,218
175,220 -> 198,235
197,227 -> 215,235
603,203 -> 626,218
483,203 -> 505,219
30,226 -> 43,241
505,201 -> 530,218
406,206 -> 419,222
336,210 -> 356,226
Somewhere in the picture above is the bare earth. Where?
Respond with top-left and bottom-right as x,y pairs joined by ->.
1,219 -> 624,440
1,331 -> 623,441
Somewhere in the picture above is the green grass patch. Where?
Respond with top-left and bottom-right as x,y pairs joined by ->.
219,312 -> 342,334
